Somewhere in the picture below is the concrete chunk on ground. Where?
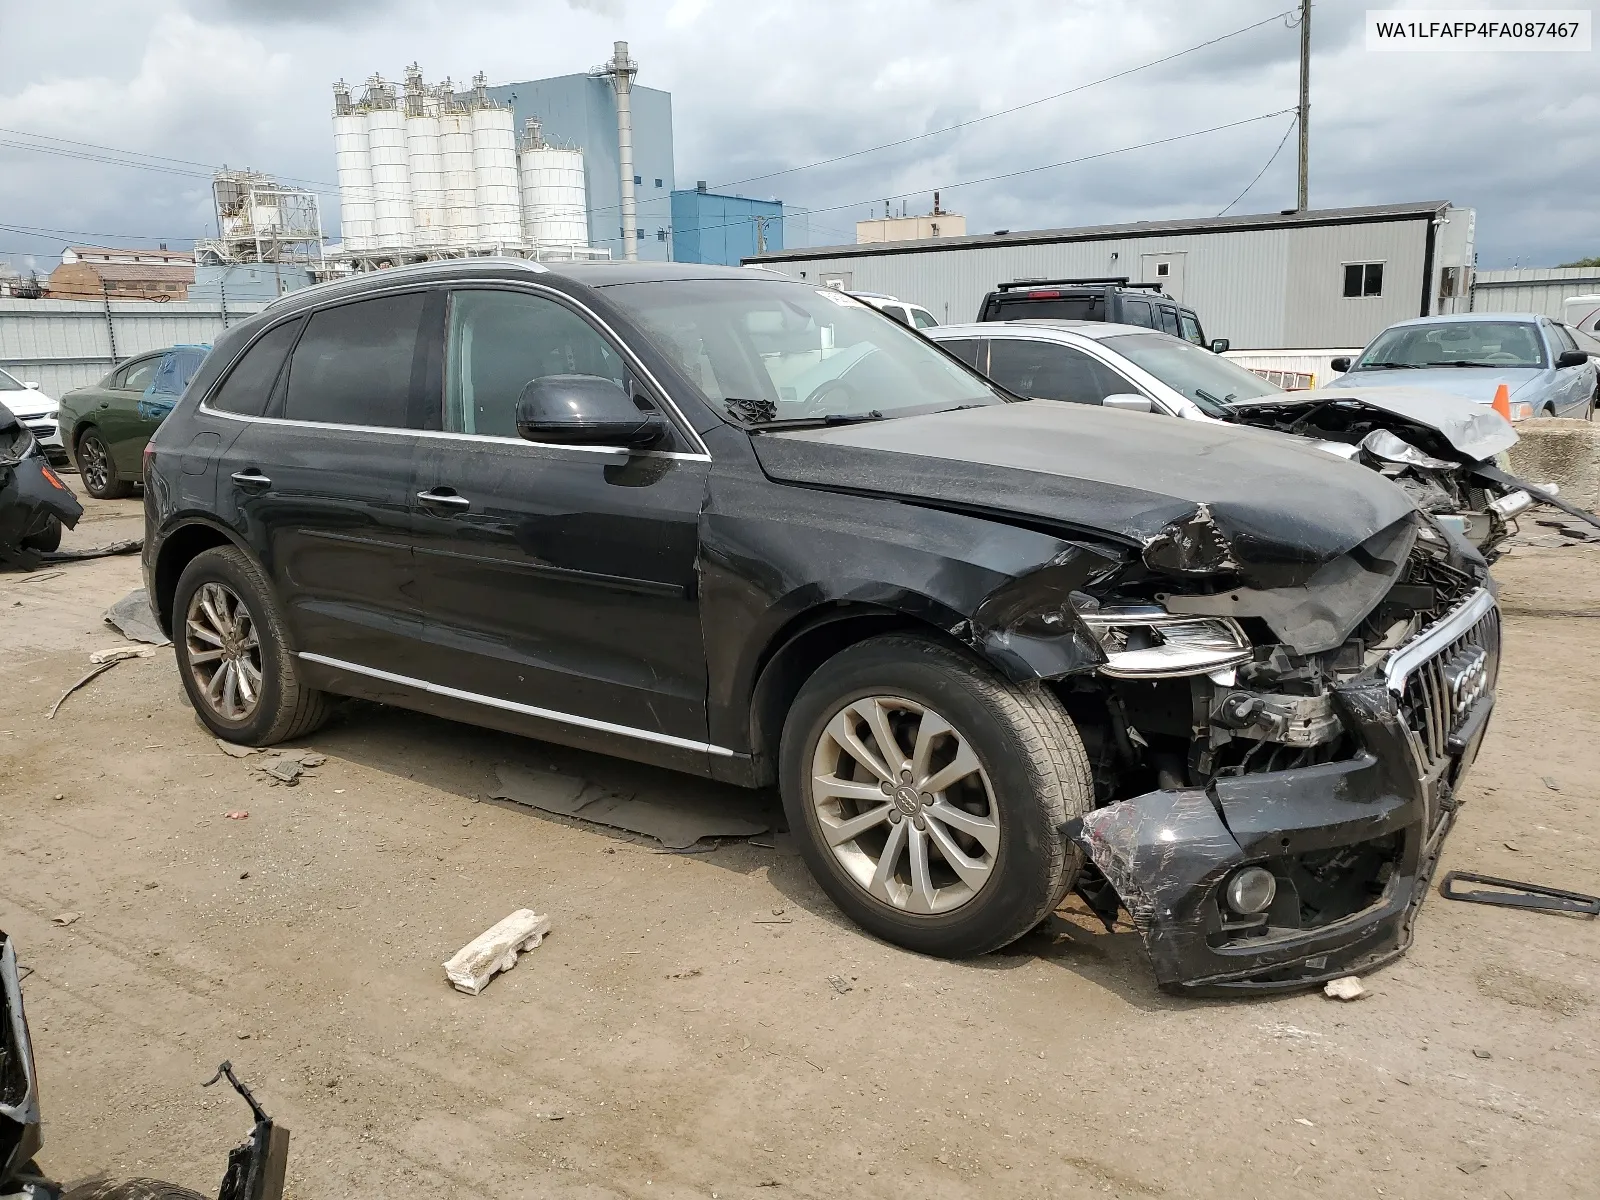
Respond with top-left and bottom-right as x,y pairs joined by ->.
443,909 -> 552,995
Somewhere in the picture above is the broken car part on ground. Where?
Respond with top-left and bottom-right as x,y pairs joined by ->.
0,401 -> 82,571
141,260 -> 1498,993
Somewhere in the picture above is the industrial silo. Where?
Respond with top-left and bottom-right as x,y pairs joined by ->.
332,81 -> 375,252
403,65 -> 446,249
469,74 -> 521,249
435,81 -> 479,249
518,118 -> 588,252
364,76 -> 414,250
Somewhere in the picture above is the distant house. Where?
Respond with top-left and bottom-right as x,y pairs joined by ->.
48,246 -> 195,301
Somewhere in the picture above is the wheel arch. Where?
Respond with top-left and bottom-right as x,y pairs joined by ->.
151,518 -> 257,636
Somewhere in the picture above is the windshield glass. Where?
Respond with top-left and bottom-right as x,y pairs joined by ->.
1099,331 -> 1280,415
607,278 -> 1002,423
0,368 -> 23,391
1356,321 -> 1547,369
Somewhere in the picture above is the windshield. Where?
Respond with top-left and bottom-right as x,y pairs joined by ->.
607,278 -> 1002,424
1099,331 -> 1280,416
1356,321 -> 1547,369
0,368 -> 23,391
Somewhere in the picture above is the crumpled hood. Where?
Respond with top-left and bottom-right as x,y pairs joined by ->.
1229,384 -> 1518,461
752,400 -> 1418,587
1332,367 -> 1542,405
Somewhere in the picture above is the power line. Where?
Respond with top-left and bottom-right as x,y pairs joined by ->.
708,8 -> 1297,192
1217,114 -> 1297,217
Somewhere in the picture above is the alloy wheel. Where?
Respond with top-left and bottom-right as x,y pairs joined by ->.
184,581 -> 263,722
809,695 -> 1000,914
79,436 -> 109,493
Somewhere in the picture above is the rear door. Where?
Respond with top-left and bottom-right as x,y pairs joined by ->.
101,353 -> 162,472
1547,321 -> 1594,415
214,289 -> 437,670
410,283 -> 711,747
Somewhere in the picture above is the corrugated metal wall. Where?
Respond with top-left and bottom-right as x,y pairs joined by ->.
1470,267 -> 1600,319
751,217 -> 1436,350
0,299 -> 266,397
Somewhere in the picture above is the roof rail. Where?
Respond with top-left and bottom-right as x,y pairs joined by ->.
994,276 -> 1165,293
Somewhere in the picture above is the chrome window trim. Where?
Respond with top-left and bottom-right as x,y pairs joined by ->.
1382,587 -> 1497,693
198,274 -> 712,458
298,651 -> 735,757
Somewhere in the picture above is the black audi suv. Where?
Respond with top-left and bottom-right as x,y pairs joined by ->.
142,260 -> 1499,993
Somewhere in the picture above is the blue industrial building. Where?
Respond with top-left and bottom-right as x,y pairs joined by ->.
670,185 -> 783,265
484,73 -> 675,262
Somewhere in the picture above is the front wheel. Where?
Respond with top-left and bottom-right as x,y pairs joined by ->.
779,634 -> 1093,958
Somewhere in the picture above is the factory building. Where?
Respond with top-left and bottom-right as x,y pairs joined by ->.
748,201 -> 1476,350
670,183 -> 782,265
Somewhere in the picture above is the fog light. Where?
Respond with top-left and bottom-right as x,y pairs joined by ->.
1225,866 -> 1277,915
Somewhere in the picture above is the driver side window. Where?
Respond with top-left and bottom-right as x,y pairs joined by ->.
445,288 -> 627,437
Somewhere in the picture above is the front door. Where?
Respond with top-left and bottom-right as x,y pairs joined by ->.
410,284 -> 710,746
101,353 -> 162,475
215,289 -> 437,670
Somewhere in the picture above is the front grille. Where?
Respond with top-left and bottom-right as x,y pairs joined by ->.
1396,603 -> 1500,773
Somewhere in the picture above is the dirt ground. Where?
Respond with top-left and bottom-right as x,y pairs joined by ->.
3,493 -> 1598,1199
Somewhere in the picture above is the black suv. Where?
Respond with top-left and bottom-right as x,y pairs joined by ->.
144,260 -> 1497,992
977,277 -> 1225,351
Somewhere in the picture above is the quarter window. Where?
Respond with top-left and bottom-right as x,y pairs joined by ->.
445,288 -> 628,438
1344,263 -> 1384,297
910,308 -> 938,330
118,357 -> 160,393
283,293 -> 428,427
987,339 -> 1131,406
210,319 -> 304,416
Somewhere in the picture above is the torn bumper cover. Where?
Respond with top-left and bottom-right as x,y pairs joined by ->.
1066,588 -> 1500,994
1,931 -> 43,1188
1,401 -> 82,567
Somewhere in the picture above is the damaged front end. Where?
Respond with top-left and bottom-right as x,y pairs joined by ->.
1048,507 -> 1498,993
0,402 -> 82,570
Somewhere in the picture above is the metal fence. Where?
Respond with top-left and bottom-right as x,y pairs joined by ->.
1471,267 -> 1600,319
0,297 -> 267,398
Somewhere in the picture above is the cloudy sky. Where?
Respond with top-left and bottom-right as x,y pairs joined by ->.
0,0 -> 1595,275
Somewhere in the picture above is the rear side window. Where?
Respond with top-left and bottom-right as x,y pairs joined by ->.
210,319 -> 304,416
118,357 -> 161,393
1120,298 -> 1154,328
910,308 -> 938,329
1157,308 -> 1181,337
988,339 -> 1131,405
284,293 -> 428,427
1550,323 -> 1581,356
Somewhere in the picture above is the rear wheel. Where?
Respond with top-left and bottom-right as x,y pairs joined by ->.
21,516 -> 62,552
779,634 -> 1092,958
76,428 -> 133,499
173,545 -> 330,745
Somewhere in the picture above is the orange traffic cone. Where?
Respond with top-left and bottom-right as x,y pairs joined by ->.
1492,383 -> 1512,421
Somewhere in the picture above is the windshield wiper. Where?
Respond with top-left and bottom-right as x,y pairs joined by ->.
1193,388 -> 1240,420
1423,360 -> 1525,369
1363,362 -> 1422,369
744,410 -> 887,431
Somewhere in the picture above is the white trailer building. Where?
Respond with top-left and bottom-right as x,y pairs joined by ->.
746,201 -> 1476,351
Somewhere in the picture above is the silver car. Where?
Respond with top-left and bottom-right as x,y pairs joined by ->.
1330,313 -> 1597,420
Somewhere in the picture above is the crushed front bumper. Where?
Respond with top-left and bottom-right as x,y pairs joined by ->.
1067,589 -> 1500,995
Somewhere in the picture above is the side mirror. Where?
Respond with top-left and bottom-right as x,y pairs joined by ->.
515,375 -> 665,449
1330,356 -> 1352,373
22,381 -> 39,389
1555,349 -> 1589,369
1209,339 -> 1230,354
1103,393 -> 1153,413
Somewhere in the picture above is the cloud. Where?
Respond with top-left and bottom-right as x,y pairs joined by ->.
0,0 -> 1595,272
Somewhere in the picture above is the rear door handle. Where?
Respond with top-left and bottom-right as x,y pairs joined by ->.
231,469 -> 271,490
417,488 -> 471,510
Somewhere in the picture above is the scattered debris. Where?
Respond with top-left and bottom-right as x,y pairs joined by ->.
1504,841 -> 1522,853
9,570 -> 63,586
216,738 -> 260,759
225,811 -> 249,820
1458,1160 -> 1490,1175
89,645 -> 156,665
51,912 -> 81,927
748,832 -> 799,855
102,587 -> 170,645
443,909 -> 552,995
250,750 -> 327,787
771,907 -> 785,917
1473,1049 -> 1493,1060
666,968 -> 702,980
40,538 -> 141,563
47,659 -> 121,718
491,763 -> 768,849
752,918 -> 792,925
1542,776 -> 1560,791
1323,976 -> 1366,1001
826,974 -> 852,995
1440,871 -> 1599,916
1294,1118 -> 1315,1128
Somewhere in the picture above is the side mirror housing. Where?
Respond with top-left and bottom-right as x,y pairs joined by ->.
1103,393 -> 1153,413
515,375 -> 665,449
1555,349 -> 1589,369
22,381 -> 39,389
1209,339 -> 1230,354
1329,356 -> 1353,373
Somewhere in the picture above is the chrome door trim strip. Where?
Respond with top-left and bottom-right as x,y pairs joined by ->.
297,651 -> 735,757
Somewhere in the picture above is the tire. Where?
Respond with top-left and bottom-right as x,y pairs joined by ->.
21,516 -> 62,552
62,1181 -> 208,1200
173,545 -> 330,745
779,634 -> 1092,958
75,427 -> 134,499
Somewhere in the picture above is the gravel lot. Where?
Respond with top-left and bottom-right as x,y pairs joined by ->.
3,494 -> 1597,1199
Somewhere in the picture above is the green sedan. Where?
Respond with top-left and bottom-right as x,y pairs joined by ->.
60,345 -> 208,498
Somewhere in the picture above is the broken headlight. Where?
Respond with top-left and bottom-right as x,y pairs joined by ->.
1079,604 -> 1251,678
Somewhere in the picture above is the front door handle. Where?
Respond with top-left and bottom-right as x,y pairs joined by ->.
231,469 -> 271,490
417,488 -> 471,510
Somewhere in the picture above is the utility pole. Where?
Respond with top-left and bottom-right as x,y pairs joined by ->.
753,214 -> 772,255
1296,0 -> 1311,211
